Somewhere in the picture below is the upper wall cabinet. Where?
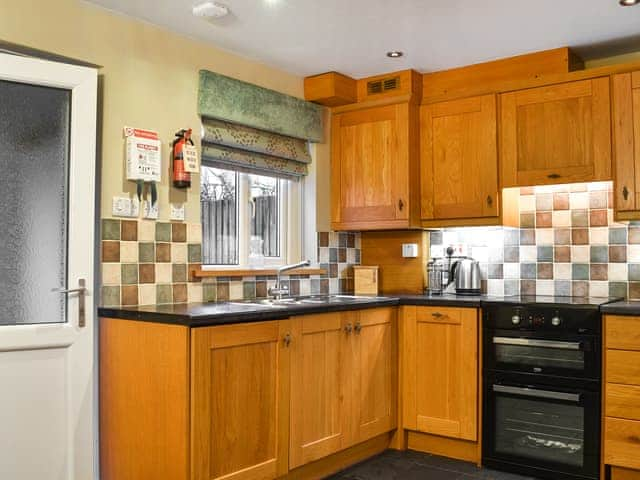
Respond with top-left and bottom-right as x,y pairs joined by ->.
500,77 -> 612,187
331,102 -> 420,230
420,94 -> 499,222
612,71 -> 640,220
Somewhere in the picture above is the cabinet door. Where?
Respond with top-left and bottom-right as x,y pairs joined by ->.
289,313 -> 350,468
403,306 -> 478,441
191,320 -> 291,480
613,72 -> 640,213
421,94 -> 499,220
331,103 -> 411,229
351,308 -> 397,444
500,77 -> 611,187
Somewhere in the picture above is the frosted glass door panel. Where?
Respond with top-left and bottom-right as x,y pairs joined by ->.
0,80 -> 70,325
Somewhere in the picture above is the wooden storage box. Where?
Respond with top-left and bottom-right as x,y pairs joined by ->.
354,266 -> 379,295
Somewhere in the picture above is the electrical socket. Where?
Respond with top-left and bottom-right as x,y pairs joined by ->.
143,200 -> 159,219
170,203 -> 185,221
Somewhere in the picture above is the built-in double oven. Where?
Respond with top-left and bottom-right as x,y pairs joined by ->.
482,301 -> 604,480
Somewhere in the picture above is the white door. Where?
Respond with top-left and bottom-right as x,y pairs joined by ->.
0,53 -> 98,479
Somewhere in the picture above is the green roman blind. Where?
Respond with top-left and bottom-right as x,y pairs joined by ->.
198,70 -> 324,180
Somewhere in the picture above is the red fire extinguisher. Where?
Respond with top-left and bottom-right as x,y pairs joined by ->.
172,128 -> 193,189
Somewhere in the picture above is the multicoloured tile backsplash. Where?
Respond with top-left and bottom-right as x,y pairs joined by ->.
429,181 -> 640,299
101,221 -> 361,306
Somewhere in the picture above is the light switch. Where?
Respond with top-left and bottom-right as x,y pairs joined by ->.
402,243 -> 419,258
170,203 -> 185,221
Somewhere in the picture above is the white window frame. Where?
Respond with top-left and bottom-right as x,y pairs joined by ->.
201,170 -> 303,268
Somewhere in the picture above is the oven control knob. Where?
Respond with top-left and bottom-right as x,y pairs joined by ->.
511,314 -> 521,325
551,316 -> 562,327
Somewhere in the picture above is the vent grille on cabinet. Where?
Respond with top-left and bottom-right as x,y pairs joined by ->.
367,76 -> 400,95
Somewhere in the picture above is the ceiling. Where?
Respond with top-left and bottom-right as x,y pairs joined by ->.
87,0 -> 640,78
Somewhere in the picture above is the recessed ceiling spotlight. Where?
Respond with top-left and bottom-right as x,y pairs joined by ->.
192,1 -> 230,18
620,0 -> 640,6
387,51 -> 404,58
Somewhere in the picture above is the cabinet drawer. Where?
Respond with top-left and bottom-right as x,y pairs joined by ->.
607,383 -> 640,421
611,466 -> 640,480
415,306 -> 474,325
607,350 -> 640,386
607,316 -> 640,351
605,417 -> 640,471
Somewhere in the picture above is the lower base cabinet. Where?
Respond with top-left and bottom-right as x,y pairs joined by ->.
289,308 -> 397,468
402,306 -> 478,442
101,308 -> 397,480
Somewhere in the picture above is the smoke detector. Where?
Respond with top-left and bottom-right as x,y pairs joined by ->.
192,2 -> 230,18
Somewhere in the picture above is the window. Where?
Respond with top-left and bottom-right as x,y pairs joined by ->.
201,166 -> 296,266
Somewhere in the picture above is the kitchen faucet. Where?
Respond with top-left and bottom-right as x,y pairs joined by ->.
268,260 -> 311,300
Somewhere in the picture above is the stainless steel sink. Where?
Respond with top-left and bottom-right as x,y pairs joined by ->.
229,295 -> 386,309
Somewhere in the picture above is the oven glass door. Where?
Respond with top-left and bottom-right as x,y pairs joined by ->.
485,330 -> 599,378
484,375 -> 600,478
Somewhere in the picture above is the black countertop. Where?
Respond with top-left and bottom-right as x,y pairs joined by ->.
99,294 -> 636,327
600,301 -> 640,315
98,294 -> 512,327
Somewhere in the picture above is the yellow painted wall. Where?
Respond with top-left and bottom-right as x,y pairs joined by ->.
0,0 -> 318,224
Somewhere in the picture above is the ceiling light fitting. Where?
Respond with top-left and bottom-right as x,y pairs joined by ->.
386,51 -> 404,58
192,2 -> 230,18
620,0 -> 640,6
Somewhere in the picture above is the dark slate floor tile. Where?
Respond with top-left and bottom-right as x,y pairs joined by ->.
326,451 -> 537,480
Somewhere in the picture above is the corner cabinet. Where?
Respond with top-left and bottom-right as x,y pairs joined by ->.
420,94 -> 499,223
402,306 -> 478,442
500,77 -> 612,187
331,102 -> 420,230
612,71 -> 640,220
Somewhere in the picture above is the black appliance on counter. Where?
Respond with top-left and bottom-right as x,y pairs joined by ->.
482,296 -> 618,480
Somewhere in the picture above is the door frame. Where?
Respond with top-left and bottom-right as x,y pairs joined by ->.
0,52 -> 98,478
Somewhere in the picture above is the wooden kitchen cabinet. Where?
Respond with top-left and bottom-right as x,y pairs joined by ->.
331,102 -> 420,230
402,306 -> 478,442
289,308 -> 397,468
604,315 -> 640,476
191,320 -> 291,480
420,94 -> 499,222
289,312 -> 349,468
612,71 -> 640,219
500,77 -> 612,187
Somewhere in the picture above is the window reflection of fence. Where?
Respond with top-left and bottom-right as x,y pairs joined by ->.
252,196 -> 278,257
201,198 -> 238,265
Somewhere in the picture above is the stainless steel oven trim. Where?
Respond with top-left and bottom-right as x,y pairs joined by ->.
492,384 -> 581,403
493,336 -> 582,351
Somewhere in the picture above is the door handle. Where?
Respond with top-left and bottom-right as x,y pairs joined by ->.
398,199 -> 404,211
623,186 -> 630,201
52,278 -> 87,328
354,321 -> 362,334
344,323 -> 353,334
493,384 -> 581,403
486,195 -> 493,207
283,333 -> 292,347
547,173 -> 561,179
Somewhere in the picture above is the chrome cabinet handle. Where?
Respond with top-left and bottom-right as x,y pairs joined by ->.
354,321 -> 362,334
52,279 -> 87,328
493,384 -> 581,403
344,323 -> 353,334
623,186 -> 630,201
283,333 -> 292,347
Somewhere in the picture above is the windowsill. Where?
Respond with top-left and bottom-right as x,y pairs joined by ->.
192,266 -> 327,278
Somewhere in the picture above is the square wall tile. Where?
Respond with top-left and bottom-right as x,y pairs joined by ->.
536,194 -> 553,211
590,209 -> 608,227
139,243 -> 155,263
156,284 -> 173,304
629,227 -> 640,244
521,280 -> 536,295
609,282 -> 628,298
520,229 -> 535,245
155,222 -> 172,242
610,245 -> 628,263
554,280 -> 571,296
590,281 -> 609,297
536,228 -> 553,246
102,286 -> 120,307
172,223 -> 187,242
536,213 -> 552,228
554,246 -> 571,263
173,284 -> 188,303
571,210 -> 588,227
554,228 -> 571,245
172,264 -> 187,283
590,245 -> 608,263
609,263 -> 628,282
520,213 -> 535,228
629,264 -> 640,281
138,220 -> 155,242
590,228 -> 609,245
102,263 -> 121,285
102,219 -> 120,240
536,280 -> 554,296
188,284 -> 203,303
554,263 -> 572,280
610,228 -> 628,245
572,281 -> 589,297
630,283 -> 640,300
188,223 -> 202,243
120,241 -> 138,263
553,193 -> 569,210
121,220 -> 138,241
629,245 -> 640,262
537,263 -> 553,279
590,264 -> 608,281
572,264 -> 589,280
552,210 -> 571,227
203,283 -> 217,302
121,285 -> 138,306
138,284 -> 156,306
537,246 -> 553,262
188,244 -> 202,263
571,228 -> 589,245
172,243 -> 187,263
156,243 -> 171,262
571,246 -> 590,263
121,264 -> 138,284
139,264 -> 155,284
155,263 -> 172,283
102,241 -> 120,263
